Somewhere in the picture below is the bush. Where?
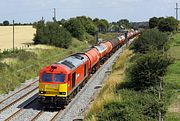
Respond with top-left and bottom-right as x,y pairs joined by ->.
16,50 -> 37,61
3,20 -> 9,26
64,18 -> 86,40
158,17 -> 178,32
33,21 -> 72,48
2,49 -> 37,62
126,51 -> 173,91
96,89 -> 166,121
130,29 -> 169,53
149,17 -> 159,28
149,16 -> 178,32
0,62 -> 8,71
76,16 -> 97,35
97,100 -> 145,121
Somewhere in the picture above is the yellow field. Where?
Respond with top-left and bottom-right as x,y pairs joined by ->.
0,26 -> 36,51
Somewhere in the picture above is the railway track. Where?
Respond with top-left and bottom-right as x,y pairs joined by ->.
4,95 -> 38,121
0,79 -> 39,121
0,80 -> 38,105
31,109 -> 62,121
0,86 -> 38,113
31,111 -> 44,121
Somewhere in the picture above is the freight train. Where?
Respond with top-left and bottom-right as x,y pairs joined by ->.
38,30 -> 140,106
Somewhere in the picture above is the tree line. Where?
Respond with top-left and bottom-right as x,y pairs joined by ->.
149,16 -> 178,32
32,16 -> 131,48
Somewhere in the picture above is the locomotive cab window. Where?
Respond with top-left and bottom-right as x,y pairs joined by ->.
42,73 -> 52,82
54,74 -> 65,83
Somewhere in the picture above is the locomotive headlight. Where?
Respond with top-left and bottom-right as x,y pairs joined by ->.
39,91 -> 45,94
59,92 -> 66,95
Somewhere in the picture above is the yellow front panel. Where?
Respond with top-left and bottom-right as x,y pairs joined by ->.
59,84 -> 67,94
39,83 -> 68,97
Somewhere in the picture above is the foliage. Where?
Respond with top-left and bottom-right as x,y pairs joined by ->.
117,19 -> 130,29
1,49 -> 37,62
130,29 -> 169,53
3,20 -> 9,26
64,18 -> 86,40
149,16 -> 178,32
126,51 -> 173,91
93,18 -> 109,32
76,16 -> 97,35
33,21 -> 72,48
96,100 -> 145,121
0,62 -> 8,71
149,17 -> 159,28
96,89 -> 167,121
158,17 -> 179,32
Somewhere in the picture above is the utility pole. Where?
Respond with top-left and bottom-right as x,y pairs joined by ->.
175,3 -> 180,20
13,20 -> 15,51
53,8 -> 56,22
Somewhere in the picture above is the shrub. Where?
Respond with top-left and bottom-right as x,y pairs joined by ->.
33,21 -> 72,48
130,29 -> 169,53
64,18 -> 86,40
126,51 -> 173,91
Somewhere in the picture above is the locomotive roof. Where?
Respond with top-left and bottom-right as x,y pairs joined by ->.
57,54 -> 88,70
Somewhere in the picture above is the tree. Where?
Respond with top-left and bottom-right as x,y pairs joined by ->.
149,17 -> 159,28
126,51 -> 173,91
57,19 -> 66,25
3,20 -> 9,26
117,19 -> 130,29
64,18 -> 86,40
76,16 -> 97,35
33,21 -> 72,48
94,19 -> 109,32
158,17 -> 178,32
130,29 -> 169,54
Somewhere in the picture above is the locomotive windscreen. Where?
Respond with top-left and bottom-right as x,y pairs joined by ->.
42,73 -> 52,82
54,74 -> 65,82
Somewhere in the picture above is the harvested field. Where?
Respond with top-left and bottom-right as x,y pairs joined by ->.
0,26 -> 36,51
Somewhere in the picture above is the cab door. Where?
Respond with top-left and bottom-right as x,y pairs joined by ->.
72,72 -> 76,88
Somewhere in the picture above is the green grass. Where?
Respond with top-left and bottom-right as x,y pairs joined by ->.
165,32 -> 180,121
165,61 -> 180,85
166,112 -> 180,121
98,33 -> 118,41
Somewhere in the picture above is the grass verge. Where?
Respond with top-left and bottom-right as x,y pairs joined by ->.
85,49 -> 133,121
165,32 -> 180,121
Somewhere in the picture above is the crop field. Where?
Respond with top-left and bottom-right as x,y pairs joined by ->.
0,26 -> 36,51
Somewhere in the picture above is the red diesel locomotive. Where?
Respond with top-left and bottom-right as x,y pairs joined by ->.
38,30 -> 140,105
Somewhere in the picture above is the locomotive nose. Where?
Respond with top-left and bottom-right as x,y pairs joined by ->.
39,83 -> 68,97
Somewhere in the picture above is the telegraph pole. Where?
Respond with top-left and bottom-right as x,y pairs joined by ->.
175,3 -> 180,20
13,20 -> 15,51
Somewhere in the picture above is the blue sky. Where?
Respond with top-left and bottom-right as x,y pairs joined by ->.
0,0 -> 179,23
